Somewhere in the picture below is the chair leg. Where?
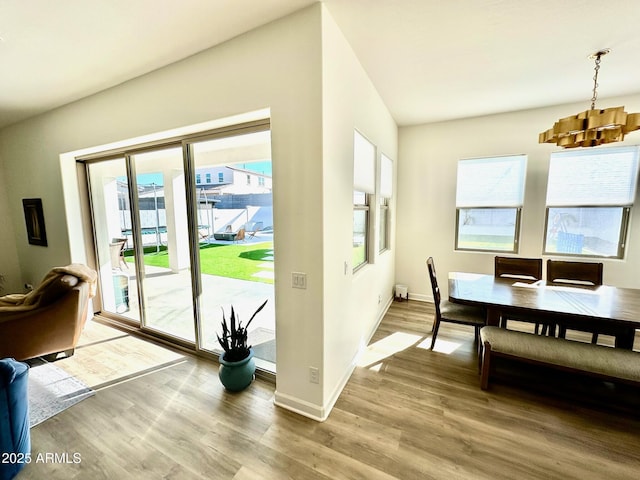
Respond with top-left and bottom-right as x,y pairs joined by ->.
430,316 -> 441,350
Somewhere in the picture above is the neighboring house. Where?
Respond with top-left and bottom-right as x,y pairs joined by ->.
195,166 -> 272,194
114,167 -> 272,236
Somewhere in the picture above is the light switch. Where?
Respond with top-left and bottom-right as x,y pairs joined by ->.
292,272 -> 307,289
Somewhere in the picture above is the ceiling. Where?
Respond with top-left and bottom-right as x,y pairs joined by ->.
1,0 -> 640,130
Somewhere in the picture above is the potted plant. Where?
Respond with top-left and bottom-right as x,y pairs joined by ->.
216,299 -> 268,391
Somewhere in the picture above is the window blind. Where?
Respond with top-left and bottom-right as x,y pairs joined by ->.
354,130 -> 375,194
456,155 -> 527,207
380,153 -> 393,198
546,146 -> 640,206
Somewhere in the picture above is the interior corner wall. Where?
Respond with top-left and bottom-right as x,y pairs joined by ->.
320,6 -> 398,412
396,93 -> 640,302
0,4 -> 328,416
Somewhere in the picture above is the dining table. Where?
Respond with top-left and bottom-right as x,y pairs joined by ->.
448,272 -> 640,350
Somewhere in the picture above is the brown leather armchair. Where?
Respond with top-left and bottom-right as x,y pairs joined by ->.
0,264 -> 96,361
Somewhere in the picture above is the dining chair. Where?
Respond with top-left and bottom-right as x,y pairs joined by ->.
547,260 -> 603,286
426,257 -> 485,350
547,260 -> 603,343
494,256 -> 543,331
494,256 -> 543,281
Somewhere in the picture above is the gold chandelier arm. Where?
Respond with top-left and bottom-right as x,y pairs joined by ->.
624,113 -> 640,134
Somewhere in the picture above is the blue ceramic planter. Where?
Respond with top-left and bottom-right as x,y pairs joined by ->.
218,348 -> 256,392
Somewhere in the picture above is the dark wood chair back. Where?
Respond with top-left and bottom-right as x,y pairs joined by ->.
547,260 -> 603,286
494,256 -> 542,281
426,257 -> 442,316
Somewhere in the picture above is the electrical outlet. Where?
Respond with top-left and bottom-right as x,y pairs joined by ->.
309,366 -> 319,384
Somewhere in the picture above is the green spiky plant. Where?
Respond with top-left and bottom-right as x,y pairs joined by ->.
217,299 -> 268,362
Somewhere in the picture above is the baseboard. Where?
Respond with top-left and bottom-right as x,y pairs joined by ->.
408,292 -> 432,303
274,391 -> 328,421
275,296 -> 395,423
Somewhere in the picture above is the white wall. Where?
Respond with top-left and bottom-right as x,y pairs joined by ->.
397,93 -> 640,301
0,159 -> 21,293
319,7 -> 398,413
0,5 -> 337,418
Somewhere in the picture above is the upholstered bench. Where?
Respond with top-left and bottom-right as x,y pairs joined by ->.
479,326 -> 640,390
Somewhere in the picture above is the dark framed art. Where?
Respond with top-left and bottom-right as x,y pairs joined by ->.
22,198 -> 48,246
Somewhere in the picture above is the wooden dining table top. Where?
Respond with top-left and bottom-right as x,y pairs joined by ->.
448,272 -> 640,330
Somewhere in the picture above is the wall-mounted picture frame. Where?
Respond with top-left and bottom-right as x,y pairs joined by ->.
22,198 -> 48,246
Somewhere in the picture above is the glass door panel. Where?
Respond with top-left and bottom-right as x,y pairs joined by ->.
191,130 -> 275,371
131,147 -> 195,343
88,158 -> 140,322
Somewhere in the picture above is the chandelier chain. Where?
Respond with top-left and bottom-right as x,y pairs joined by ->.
590,53 -> 602,110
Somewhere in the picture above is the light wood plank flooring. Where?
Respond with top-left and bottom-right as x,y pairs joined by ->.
18,301 -> 640,479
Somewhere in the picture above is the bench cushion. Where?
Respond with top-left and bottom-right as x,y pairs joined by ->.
481,326 -> 640,383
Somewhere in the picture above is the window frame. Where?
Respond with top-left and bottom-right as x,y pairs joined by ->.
378,153 -> 392,254
378,196 -> 390,254
353,191 -> 370,272
353,130 -> 376,272
542,206 -> 631,259
454,207 -> 522,253
542,145 -> 639,259
454,154 -> 527,254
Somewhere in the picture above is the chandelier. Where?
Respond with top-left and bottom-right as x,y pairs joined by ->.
539,49 -> 640,148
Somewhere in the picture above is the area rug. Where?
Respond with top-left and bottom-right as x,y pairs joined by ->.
27,359 -> 95,427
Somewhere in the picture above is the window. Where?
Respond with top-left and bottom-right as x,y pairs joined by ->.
258,176 -> 265,186
543,146 -> 640,258
205,173 -> 211,183
218,172 -> 224,183
247,174 -> 251,185
353,131 -> 375,270
455,154 -> 527,252
196,173 -> 201,184
353,191 -> 369,268
379,154 -> 392,253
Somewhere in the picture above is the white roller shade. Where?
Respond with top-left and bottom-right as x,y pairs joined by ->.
380,154 -> 393,198
354,130 -> 375,194
456,155 -> 527,207
546,146 -> 640,206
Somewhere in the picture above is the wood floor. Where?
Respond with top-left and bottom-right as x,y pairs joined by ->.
18,301 -> 640,479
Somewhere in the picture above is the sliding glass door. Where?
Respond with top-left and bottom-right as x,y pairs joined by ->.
86,121 -> 275,371
88,158 -> 139,320
190,130 -> 275,369
130,147 -> 195,342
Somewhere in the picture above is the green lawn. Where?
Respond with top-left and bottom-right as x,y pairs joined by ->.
128,241 -> 274,284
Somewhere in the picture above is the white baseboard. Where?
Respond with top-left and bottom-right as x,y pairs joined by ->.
275,295 -> 395,422
408,292 -> 432,303
274,391 -> 328,422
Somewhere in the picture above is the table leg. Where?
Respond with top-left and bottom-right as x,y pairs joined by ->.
614,328 -> 636,350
